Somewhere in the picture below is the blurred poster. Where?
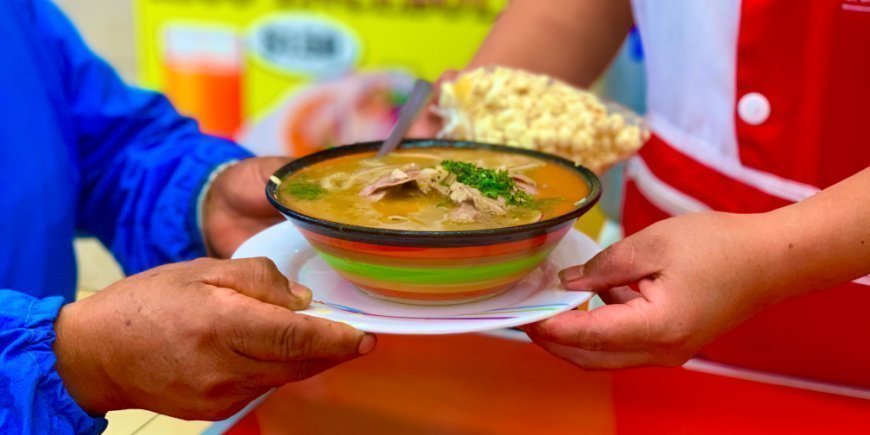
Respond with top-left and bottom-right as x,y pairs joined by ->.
134,0 -> 506,157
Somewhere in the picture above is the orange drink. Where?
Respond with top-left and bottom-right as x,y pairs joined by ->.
162,25 -> 243,139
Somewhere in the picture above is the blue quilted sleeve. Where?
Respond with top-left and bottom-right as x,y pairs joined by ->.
0,290 -> 108,434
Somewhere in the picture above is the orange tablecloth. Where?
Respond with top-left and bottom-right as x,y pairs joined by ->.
221,334 -> 869,434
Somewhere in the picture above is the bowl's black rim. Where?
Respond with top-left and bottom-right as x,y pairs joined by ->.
266,139 -> 602,241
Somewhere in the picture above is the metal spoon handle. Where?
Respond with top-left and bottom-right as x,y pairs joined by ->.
377,79 -> 434,157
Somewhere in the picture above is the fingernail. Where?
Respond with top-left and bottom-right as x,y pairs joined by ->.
559,265 -> 585,284
289,283 -> 312,304
358,334 -> 377,355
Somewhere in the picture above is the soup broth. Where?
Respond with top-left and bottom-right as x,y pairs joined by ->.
277,148 -> 590,231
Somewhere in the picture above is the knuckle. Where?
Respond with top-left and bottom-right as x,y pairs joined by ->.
210,286 -> 241,309
193,260 -> 228,283
274,271 -> 292,289
615,238 -> 639,266
247,257 -> 281,282
588,238 -> 636,277
180,289 -> 234,344
199,372 -> 231,397
283,366 -> 311,383
250,256 -> 276,271
176,309 -> 215,344
190,374 -> 234,402
657,325 -> 691,349
276,320 -> 311,359
579,328 -> 609,352
190,257 -> 218,268
639,225 -> 669,253
174,375 -> 249,421
584,253 -> 608,276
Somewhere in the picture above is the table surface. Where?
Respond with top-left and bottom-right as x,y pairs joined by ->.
208,333 -> 868,435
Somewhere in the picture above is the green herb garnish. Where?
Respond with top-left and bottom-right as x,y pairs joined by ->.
441,160 -> 532,206
287,180 -> 326,200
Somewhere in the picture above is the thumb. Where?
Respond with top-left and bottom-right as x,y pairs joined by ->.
200,257 -> 312,311
251,157 -> 289,182
225,297 -> 374,363
523,300 -> 656,352
215,157 -> 288,216
559,237 -> 659,291
242,157 -> 289,216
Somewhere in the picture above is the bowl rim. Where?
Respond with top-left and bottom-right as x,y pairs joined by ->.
266,139 -> 602,240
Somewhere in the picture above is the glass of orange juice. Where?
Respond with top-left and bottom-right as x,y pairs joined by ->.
162,24 -> 243,140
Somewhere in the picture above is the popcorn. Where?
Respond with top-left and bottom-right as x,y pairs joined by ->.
435,66 -> 649,172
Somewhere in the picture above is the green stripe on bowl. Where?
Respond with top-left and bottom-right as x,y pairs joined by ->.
316,249 -> 552,285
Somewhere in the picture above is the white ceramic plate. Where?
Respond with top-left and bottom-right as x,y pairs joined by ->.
232,222 -> 598,335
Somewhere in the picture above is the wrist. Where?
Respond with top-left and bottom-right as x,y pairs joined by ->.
198,160 -> 238,257
746,207 -> 820,300
54,301 -> 122,415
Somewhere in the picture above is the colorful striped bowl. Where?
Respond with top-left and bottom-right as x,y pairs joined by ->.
266,140 -> 601,305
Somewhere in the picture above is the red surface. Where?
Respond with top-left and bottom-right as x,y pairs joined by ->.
223,334 -> 869,435
735,0 -> 870,189
613,367 -> 870,435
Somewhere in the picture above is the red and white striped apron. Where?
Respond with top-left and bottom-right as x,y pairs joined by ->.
627,0 -> 870,390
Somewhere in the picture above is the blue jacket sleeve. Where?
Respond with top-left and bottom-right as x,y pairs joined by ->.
0,290 -> 107,435
32,0 -> 253,274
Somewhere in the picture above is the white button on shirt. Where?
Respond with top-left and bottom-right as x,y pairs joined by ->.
738,92 -> 771,125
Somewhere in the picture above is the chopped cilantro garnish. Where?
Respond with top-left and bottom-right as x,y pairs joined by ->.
287,180 -> 326,200
441,160 -> 532,206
